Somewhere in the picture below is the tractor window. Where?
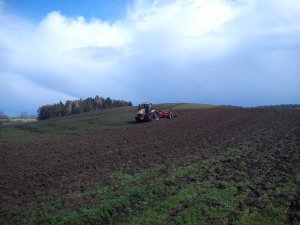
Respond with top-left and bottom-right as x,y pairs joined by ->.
141,104 -> 152,111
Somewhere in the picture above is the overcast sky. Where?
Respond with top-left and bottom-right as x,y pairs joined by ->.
0,0 -> 299,115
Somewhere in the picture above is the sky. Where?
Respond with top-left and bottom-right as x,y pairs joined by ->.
0,0 -> 300,116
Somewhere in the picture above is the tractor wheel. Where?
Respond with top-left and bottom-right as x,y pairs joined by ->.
135,115 -> 143,122
155,113 -> 159,120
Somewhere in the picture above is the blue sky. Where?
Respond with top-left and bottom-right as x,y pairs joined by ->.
0,0 -> 300,115
5,0 -> 133,22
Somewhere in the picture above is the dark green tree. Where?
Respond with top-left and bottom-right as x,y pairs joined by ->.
37,96 -> 132,120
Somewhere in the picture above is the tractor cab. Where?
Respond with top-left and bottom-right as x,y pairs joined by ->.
136,102 -> 158,122
139,102 -> 152,112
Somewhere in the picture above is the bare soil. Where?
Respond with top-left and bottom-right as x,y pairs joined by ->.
0,107 -> 299,216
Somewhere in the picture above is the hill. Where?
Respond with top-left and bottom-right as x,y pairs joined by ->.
156,103 -> 216,110
0,104 -> 299,224
0,103 -> 213,144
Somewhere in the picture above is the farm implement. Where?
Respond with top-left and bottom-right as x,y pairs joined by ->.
158,110 -> 178,119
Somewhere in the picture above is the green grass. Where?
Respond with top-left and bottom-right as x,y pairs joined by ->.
0,107 -> 136,144
7,142 -> 297,225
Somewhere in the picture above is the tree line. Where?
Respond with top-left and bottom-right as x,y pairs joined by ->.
37,96 -> 132,120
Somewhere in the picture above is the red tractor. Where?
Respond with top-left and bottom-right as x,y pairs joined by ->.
158,110 -> 178,119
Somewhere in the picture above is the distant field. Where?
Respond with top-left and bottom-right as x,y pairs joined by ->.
0,104 -> 212,144
0,118 -> 37,125
0,105 -> 299,225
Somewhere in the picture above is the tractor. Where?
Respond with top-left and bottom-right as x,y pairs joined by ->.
135,102 -> 159,122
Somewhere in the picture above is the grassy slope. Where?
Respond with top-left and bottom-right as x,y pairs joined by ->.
0,107 -> 135,144
0,104 -> 213,144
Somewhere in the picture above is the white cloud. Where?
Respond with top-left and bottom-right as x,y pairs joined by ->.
37,11 -> 132,50
0,0 -> 300,115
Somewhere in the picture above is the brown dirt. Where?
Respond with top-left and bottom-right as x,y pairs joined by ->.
0,107 -> 299,214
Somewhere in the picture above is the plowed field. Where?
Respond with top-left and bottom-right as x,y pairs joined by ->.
1,107 -> 299,224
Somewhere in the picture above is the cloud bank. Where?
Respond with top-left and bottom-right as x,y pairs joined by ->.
0,0 -> 300,115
